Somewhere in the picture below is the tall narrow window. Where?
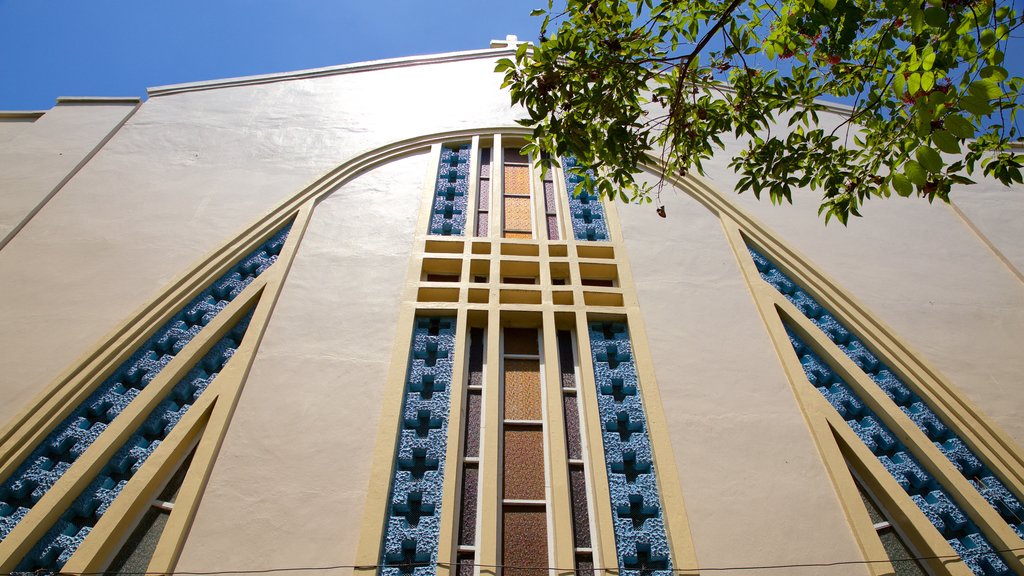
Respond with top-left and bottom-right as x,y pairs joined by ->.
853,475 -> 929,576
457,328 -> 485,572
541,160 -> 560,241
558,330 -> 595,574
502,149 -> 533,239
475,148 -> 491,237
501,328 -> 548,576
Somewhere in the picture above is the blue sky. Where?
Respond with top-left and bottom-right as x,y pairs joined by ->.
0,1 -> 541,109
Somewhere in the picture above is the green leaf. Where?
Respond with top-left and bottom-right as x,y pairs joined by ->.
892,174 -> 913,196
916,146 -> 944,173
893,73 -> 906,97
944,115 -> 975,139
969,79 -> 1002,100
921,71 -> 935,92
905,160 -> 928,186
980,66 -> 1008,82
530,8 -> 545,16
924,7 -> 947,27
961,94 -> 995,116
908,73 -> 921,95
820,0 -> 837,10
932,130 -> 961,154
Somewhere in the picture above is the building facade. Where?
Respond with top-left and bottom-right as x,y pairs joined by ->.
1,41 -> 1023,576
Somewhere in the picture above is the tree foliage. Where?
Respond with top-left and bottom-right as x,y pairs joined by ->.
498,0 -> 1024,223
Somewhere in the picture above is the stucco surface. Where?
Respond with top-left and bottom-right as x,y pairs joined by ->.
0,56 -> 518,429
617,176 -> 869,575
673,109 -> 1024,449
175,152 -> 427,572
950,185 -> 1024,279
0,103 -> 136,243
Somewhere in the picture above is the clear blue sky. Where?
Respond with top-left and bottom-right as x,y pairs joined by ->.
0,0 -> 541,110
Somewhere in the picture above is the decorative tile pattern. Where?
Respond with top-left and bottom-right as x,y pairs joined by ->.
561,157 -> 609,242
587,322 -> 672,576
786,328 -> 1010,576
429,145 -> 471,236
16,310 -> 256,572
381,317 -> 457,576
748,246 -> 1024,542
0,224 -> 291,548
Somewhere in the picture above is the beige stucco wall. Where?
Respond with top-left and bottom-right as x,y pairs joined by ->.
0,102 -> 137,244
671,109 -> 1024,449
176,152 -> 428,572
0,56 -> 518,428
617,175 -> 869,575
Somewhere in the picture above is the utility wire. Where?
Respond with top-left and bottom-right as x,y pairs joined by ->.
9,545 -> 1024,576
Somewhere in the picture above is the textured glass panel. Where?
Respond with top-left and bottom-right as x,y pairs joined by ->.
475,212 -> 489,238
543,181 -> 556,212
557,331 -> 576,389
505,231 -> 532,239
569,465 -> 592,548
504,196 -> 532,234
505,328 -> 539,355
457,552 -> 476,576
458,464 -> 478,546
546,216 -> 559,241
563,396 -> 583,460
503,428 -> 545,500
502,506 -> 548,576
504,165 -> 531,196
575,553 -> 595,576
465,391 -> 482,458
857,483 -> 885,524
504,148 -> 529,165
879,528 -> 928,576
480,148 -> 491,178
478,179 -> 490,210
158,450 -> 194,503
468,328 -> 484,387
105,507 -> 168,576
504,360 -> 542,421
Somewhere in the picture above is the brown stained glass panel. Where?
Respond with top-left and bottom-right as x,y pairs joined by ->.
546,216 -> 559,241
504,148 -> 529,165
502,506 -> 548,576
568,465 -> 592,548
575,553 -> 595,576
457,552 -> 476,576
542,181 -> 556,212
468,327 -> 485,387
503,428 -> 545,500
505,231 -> 532,239
504,359 -> 542,421
557,331 -> 576,389
504,196 -> 532,235
465,390 -> 482,457
480,148 -> 492,178
458,463 -> 479,546
563,395 -> 583,460
475,213 -> 489,237
504,328 -> 539,355
478,179 -> 490,210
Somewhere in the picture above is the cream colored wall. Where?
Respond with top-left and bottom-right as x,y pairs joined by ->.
677,109 -> 1024,449
950,184 -> 1024,278
0,56 -> 518,429
617,174 -> 870,575
174,152 -> 428,573
0,102 -> 137,245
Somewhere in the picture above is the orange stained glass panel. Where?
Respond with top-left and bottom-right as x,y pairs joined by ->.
504,164 -> 532,195
502,506 -> 548,576
504,231 -> 532,239
504,359 -> 542,420
503,196 -> 532,235
503,428 -> 545,499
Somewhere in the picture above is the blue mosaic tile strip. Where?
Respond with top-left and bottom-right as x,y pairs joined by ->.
15,309 -> 255,572
0,224 -> 291,544
588,321 -> 672,576
428,144 -> 471,236
380,317 -> 457,576
787,328 -> 1011,576
748,246 -> 1024,541
561,156 -> 609,242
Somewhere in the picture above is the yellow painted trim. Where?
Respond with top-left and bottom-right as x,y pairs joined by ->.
542,310 -> 575,571
478,308 -> 501,576
438,308 -> 470,574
